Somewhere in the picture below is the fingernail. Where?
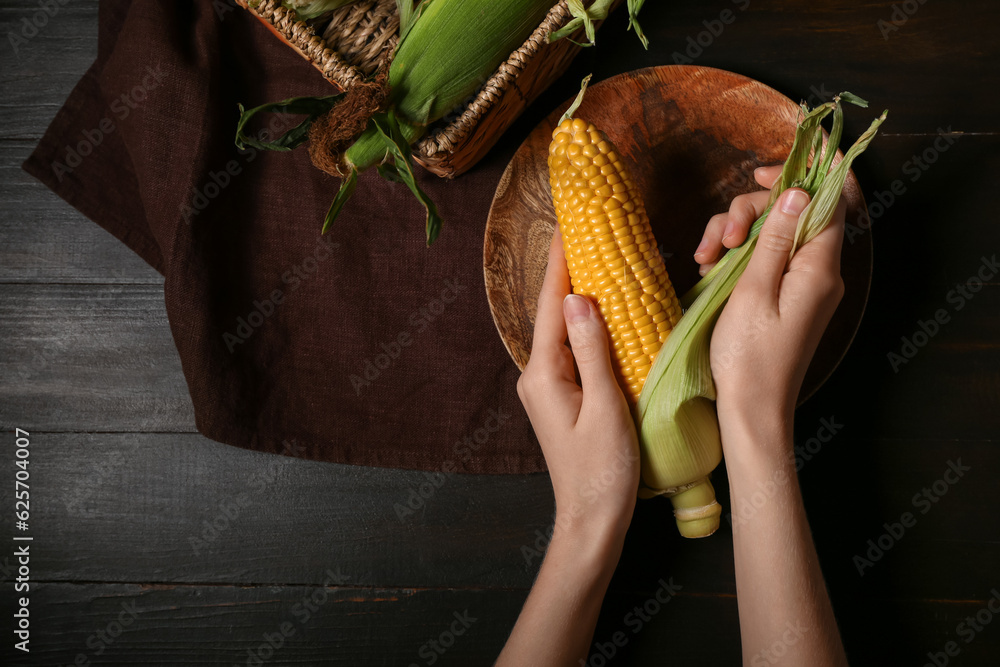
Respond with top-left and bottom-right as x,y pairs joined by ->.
563,294 -> 591,323
721,221 -> 736,243
694,237 -> 708,257
698,264 -> 709,276
780,189 -> 809,215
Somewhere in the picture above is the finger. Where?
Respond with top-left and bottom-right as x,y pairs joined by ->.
694,190 -> 771,267
722,190 -> 770,249
528,229 -> 571,365
787,194 -> 847,277
562,294 -> 621,406
783,196 -> 847,322
694,213 -> 729,265
743,188 -> 810,301
754,164 -> 784,189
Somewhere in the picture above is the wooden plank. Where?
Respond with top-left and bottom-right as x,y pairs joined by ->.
511,0 -> 1000,142
0,432 -> 994,602
0,1 -> 99,140
586,0 -> 1000,137
0,432 -> 552,588
1,582 -> 998,666
0,285 -> 195,432
0,583 -> 729,667
0,142 -> 162,284
809,288 -> 1000,442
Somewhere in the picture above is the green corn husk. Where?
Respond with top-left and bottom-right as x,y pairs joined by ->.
331,0 -> 553,242
340,0 -> 554,172
237,0 -> 554,244
391,0 -> 553,127
636,95 -> 886,538
550,0 -> 648,49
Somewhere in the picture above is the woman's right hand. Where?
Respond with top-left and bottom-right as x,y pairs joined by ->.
694,165 -> 847,451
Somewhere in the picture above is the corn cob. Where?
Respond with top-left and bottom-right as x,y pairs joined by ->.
547,117 -> 682,402
546,80 -> 721,539
546,82 -> 886,540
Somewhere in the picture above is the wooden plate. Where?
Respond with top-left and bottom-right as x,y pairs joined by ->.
484,65 -> 872,403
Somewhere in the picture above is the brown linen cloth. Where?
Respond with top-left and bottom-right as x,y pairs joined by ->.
23,0 -> 545,474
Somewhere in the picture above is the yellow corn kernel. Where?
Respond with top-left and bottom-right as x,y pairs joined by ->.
547,117 -> 683,404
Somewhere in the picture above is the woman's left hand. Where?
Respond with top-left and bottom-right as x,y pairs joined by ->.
517,229 -> 641,550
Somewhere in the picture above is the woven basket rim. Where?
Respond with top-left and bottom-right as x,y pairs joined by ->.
239,0 -> 573,161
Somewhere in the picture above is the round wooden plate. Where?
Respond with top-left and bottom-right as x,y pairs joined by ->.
484,65 -> 872,402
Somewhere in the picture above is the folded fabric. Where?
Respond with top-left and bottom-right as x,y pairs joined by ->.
23,0 -> 543,474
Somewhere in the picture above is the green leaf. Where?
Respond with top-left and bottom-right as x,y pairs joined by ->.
551,0 -> 644,48
397,0 -> 431,44
377,162 -> 406,184
322,167 -> 358,234
372,112 -> 443,245
549,22 -> 589,45
791,110 -> 887,254
627,0 -> 649,49
235,94 -> 344,152
838,91 -> 869,108
560,74 -> 592,124
804,97 -> 845,192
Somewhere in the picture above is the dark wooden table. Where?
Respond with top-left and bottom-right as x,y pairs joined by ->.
2,1 -> 998,665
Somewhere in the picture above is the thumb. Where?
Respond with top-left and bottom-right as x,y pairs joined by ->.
562,294 -> 621,403
745,188 -> 810,300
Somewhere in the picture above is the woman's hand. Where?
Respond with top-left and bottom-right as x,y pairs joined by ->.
695,165 -> 847,444
517,229 -> 640,551
497,230 -> 639,667
696,165 -> 851,667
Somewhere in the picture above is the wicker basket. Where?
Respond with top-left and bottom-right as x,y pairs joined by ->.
236,0 -> 608,178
